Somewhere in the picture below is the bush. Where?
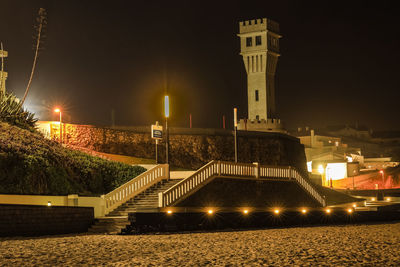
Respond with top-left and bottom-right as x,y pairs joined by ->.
0,92 -> 37,131
0,122 -> 146,195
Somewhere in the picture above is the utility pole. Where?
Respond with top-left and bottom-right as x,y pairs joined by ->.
234,108 -> 238,163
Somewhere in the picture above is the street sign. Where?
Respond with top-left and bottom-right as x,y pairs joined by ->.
151,124 -> 163,139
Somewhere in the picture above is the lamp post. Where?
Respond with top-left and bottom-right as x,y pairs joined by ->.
164,96 -> 169,165
234,108 -> 238,163
54,108 -> 62,143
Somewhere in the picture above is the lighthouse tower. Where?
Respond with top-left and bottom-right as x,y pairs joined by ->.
237,18 -> 285,133
0,48 -> 7,95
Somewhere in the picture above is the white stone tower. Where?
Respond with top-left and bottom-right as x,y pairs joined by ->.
0,48 -> 7,95
237,18 -> 285,133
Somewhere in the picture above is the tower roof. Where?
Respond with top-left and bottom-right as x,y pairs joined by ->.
239,18 -> 280,36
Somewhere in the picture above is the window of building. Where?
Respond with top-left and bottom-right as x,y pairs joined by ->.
256,115 -> 260,121
246,37 -> 252,47
255,90 -> 259,101
256,36 -> 261,46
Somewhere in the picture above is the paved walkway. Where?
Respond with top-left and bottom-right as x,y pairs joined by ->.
1,222 -> 399,266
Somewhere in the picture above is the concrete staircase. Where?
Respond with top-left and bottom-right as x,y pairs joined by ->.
88,179 -> 182,234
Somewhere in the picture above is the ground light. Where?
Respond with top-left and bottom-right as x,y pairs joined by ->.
301,208 -> 307,214
325,208 -> 332,214
386,197 -> 391,202
352,204 -> 357,208
243,209 -> 249,215
347,208 -> 353,214
166,210 -> 173,214
371,197 -> 376,201
274,209 -> 280,215
207,209 -> 214,215
47,201 -> 51,207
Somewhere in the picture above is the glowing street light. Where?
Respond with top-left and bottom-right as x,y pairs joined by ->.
164,96 -> 169,165
54,108 -> 62,143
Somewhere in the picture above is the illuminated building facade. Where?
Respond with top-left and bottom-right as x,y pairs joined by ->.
237,18 -> 285,133
0,48 -> 7,95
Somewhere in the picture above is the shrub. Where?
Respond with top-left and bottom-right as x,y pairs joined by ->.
0,122 -> 146,195
0,92 -> 37,131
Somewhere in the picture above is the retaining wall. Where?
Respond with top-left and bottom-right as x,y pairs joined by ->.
54,123 -> 307,172
0,204 -> 94,236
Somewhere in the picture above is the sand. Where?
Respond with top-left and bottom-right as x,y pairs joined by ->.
1,222 -> 400,266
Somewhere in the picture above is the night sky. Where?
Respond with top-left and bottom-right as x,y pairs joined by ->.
1,0 -> 399,130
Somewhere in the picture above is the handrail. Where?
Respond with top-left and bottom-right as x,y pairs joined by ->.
291,168 -> 326,207
103,164 -> 168,215
159,161 -> 326,208
160,161 -> 218,208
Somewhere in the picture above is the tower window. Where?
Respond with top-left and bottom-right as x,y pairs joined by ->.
246,37 -> 252,47
255,90 -> 259,101
256,36 -> 261,46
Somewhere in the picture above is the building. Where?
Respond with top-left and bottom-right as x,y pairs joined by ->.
0,48 -> 7,95
294,128 -> 362,186
236,18 -> 285,133
325,125 -> 371,140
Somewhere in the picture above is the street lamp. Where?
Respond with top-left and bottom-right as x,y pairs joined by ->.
54,108 -> 62,143
164,96 -> 169,165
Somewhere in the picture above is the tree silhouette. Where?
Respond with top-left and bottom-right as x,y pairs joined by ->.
20,8 -> 47,106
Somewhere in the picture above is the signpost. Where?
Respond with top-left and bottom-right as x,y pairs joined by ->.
151,122 -> 163,164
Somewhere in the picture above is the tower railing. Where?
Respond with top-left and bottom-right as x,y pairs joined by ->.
159,161 -> 325,208
103,164 -> 169,215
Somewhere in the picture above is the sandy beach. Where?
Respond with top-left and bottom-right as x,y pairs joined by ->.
1,222 -> 399,266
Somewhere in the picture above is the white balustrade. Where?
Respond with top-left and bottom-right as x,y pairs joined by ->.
159,161 -> 326,208
104,164 -> 168,214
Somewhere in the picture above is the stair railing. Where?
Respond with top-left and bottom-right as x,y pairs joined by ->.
159,161 -> 326,208
103,164 -> 169,215
159,161 -> 218,208
290,168 -> 326,207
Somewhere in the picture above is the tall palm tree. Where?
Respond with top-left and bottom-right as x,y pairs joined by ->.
0,42 -> 4,95
20,8 -> 47,106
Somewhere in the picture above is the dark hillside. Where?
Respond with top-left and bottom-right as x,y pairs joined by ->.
0,122 -> 145,195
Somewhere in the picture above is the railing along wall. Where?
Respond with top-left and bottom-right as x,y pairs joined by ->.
103,164 -> 168,215
290,168 -> 326,207
159,161 -> 326,208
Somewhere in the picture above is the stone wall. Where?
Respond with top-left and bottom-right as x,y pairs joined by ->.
0,204 -> 93,236
62,124 -> 307,172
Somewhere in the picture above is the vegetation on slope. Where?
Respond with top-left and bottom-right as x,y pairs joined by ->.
0,121 -> 146,195
0,92 -> 37,131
